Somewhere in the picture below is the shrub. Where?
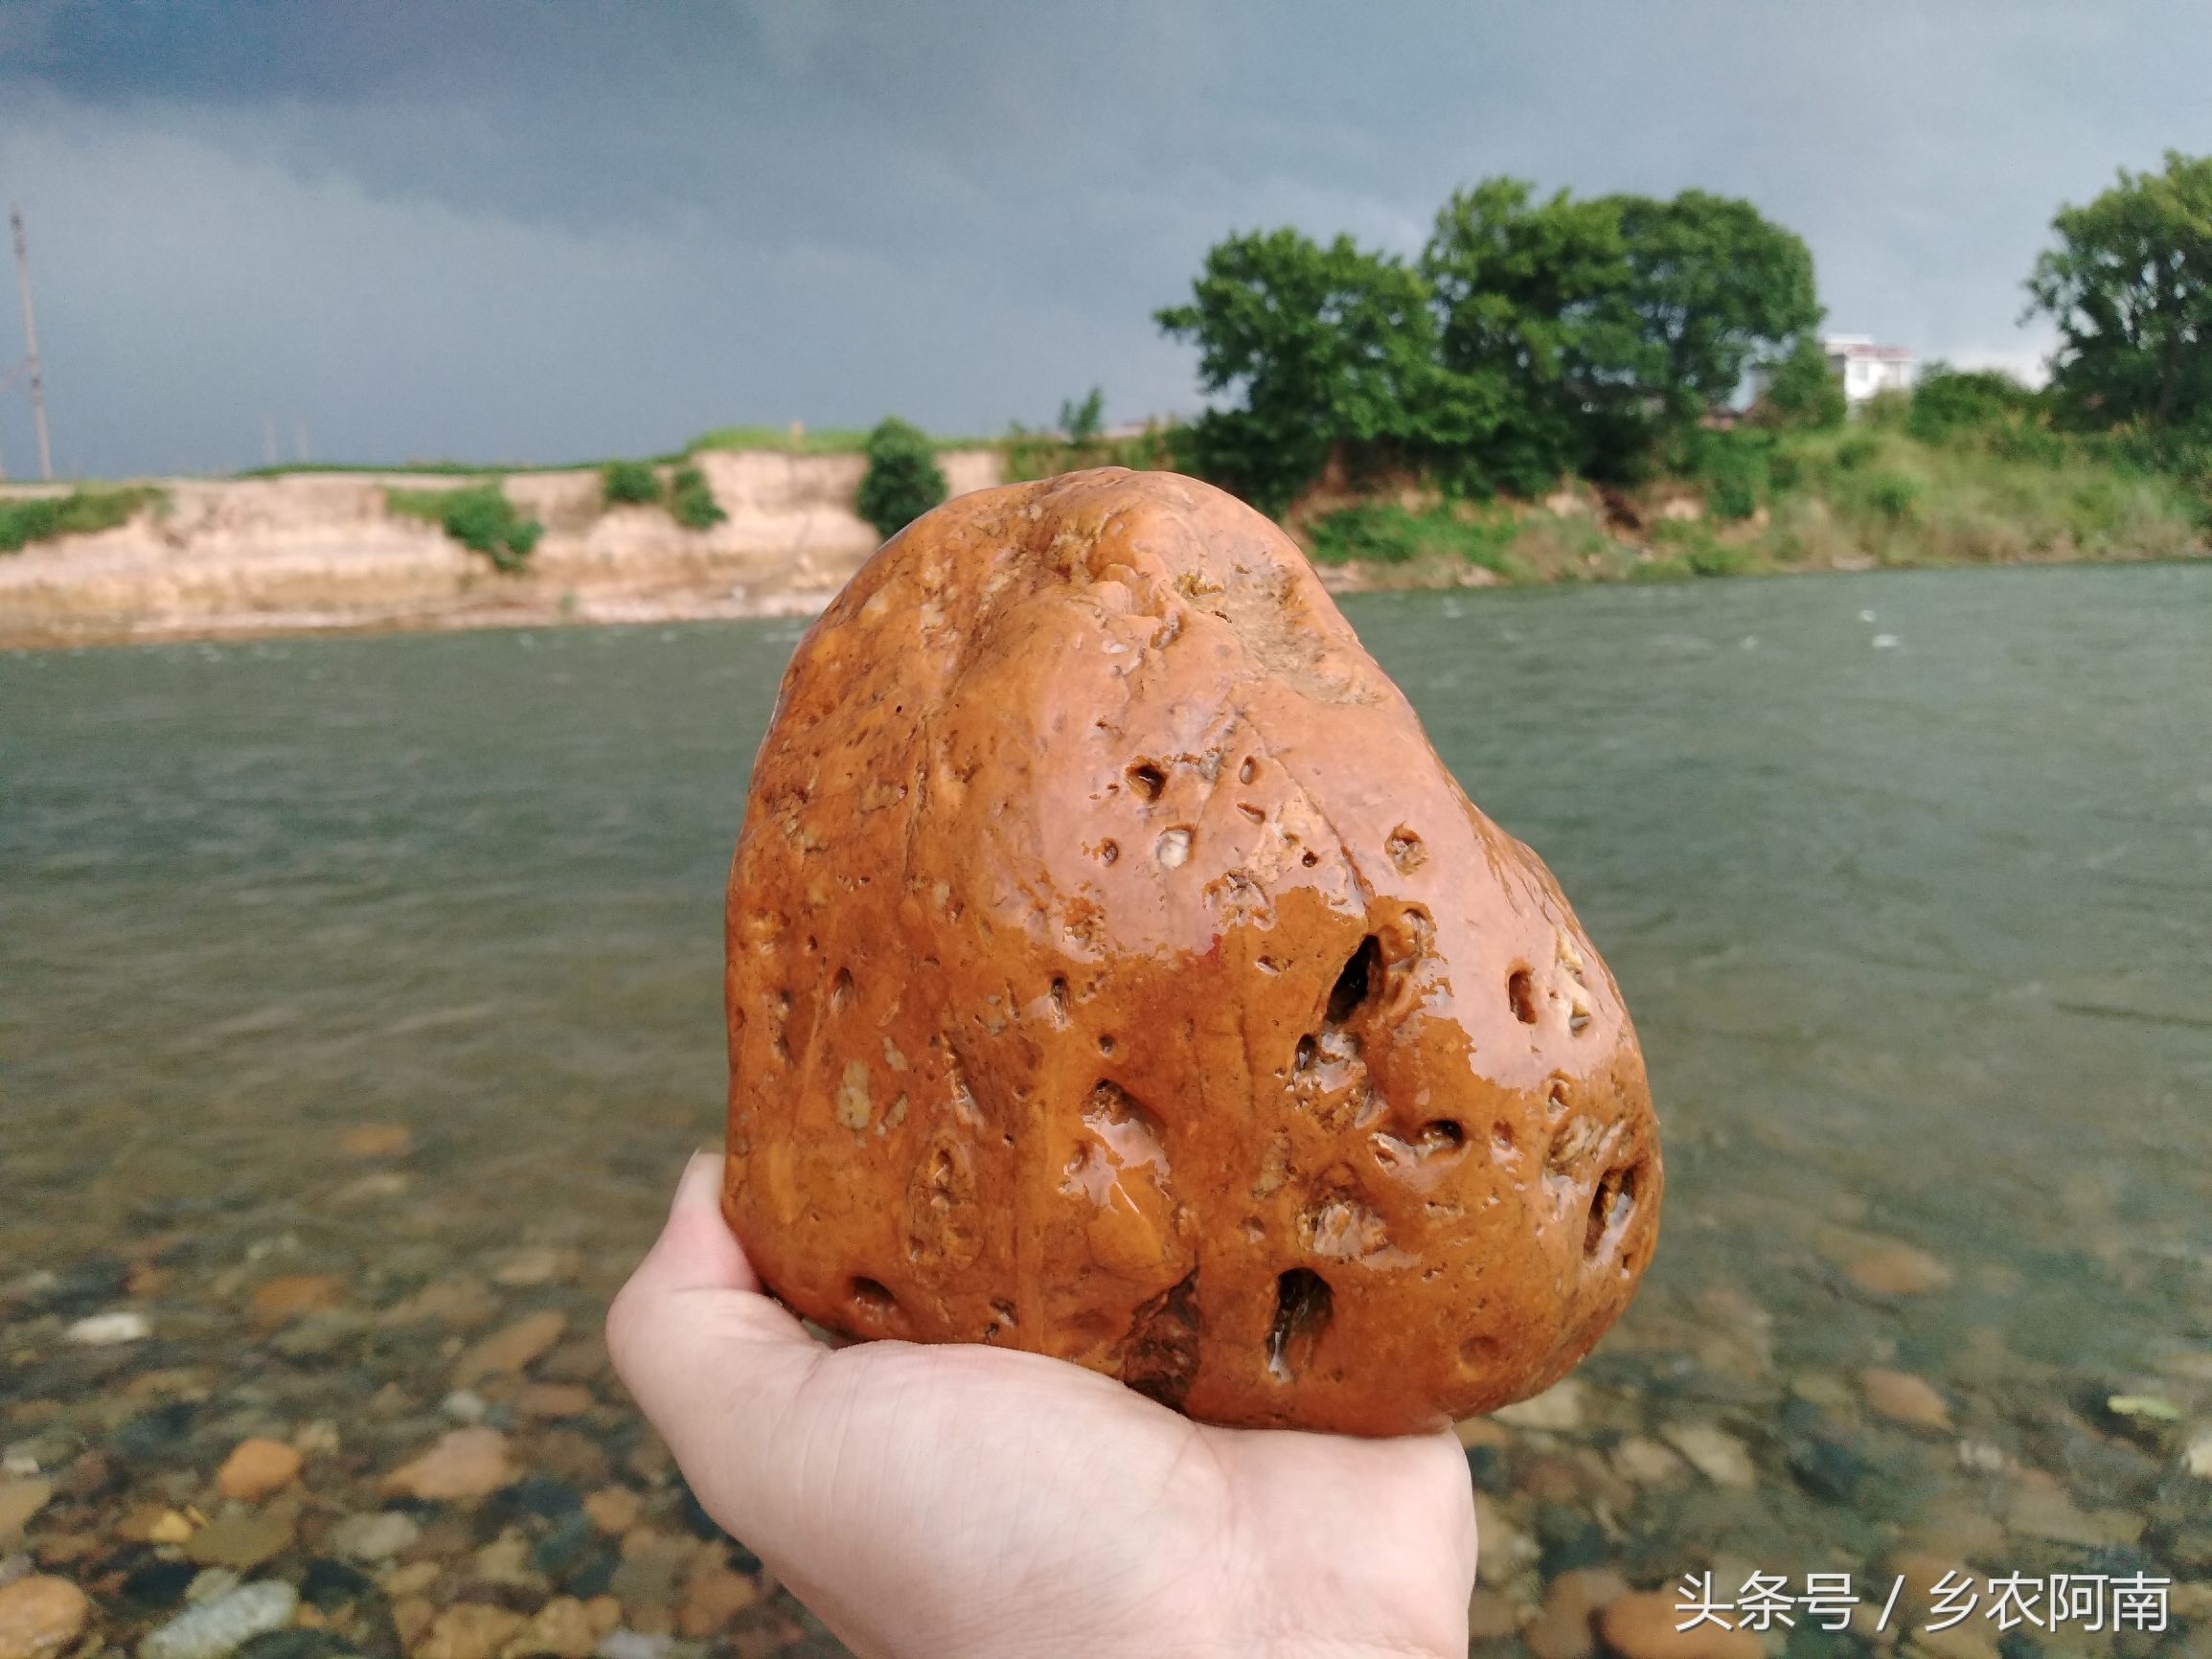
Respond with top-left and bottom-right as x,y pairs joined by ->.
1907,365 -> 2041,446
1059,387 -> 1105,445
855,417 -> 948,540
0,486 -> 164,553
669,464 -> 725,530
601,460 -> 661,506
1865,474 -> 1921,522
387,483 -> 542,573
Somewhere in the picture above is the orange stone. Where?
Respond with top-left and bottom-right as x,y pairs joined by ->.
1595,1592 -> 1763,1659
721,469 -> 1662,1437
339,1124 -> 414,1158
249,1274 -> 345,1324
216,1437 -> 303,1502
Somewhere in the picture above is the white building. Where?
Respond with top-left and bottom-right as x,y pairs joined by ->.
1823,334 -> 1916,403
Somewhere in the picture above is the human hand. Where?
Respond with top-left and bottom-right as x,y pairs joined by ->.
607,1152 -> 1477,1659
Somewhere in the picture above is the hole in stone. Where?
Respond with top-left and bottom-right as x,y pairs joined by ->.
1546,1079 -> 1570,1118
1238,803 -> 1265,824
849,1276 -> 897,1317
1266,1268 -> 1333,1383
1327,936 -> 1382,1026
1098,839 -> 1118,865
1127,761 -> 1166,802
1385,826 -> 1426,875
1569,1009 -> 1592,1035
1300,850 -> 1319,868
832,967 -> 854,1011
1491,1119 -> 1516,1154
1420,1120 -> 1466,1153
1121,1268 -> 1200,1411
1584,1163 -> 1639,1257
1508,968 -> 1539,1024
1098,1034 -> 1115,1056
1239,756 -> 1258,784
1293,1034 -> 1318,1073
1049,977 -> 1069,1022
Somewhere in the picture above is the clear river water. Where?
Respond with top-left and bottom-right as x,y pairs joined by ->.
4,562 -> 2209,1656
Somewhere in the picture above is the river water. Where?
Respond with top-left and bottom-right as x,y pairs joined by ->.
4,563 -> 2209,1655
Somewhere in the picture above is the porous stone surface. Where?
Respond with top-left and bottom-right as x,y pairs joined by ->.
721,467 -> 1662,1435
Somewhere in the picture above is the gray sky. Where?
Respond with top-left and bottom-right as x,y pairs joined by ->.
1,0 -> 2207,480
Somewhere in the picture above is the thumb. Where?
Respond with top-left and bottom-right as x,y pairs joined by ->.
604,1150 -> 828,1530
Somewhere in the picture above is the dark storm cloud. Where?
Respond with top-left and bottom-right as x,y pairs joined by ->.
1,1 -> 2207,477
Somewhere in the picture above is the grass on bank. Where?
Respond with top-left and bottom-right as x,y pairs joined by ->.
0,485 -> 166,554
1301,414 -> 2211,584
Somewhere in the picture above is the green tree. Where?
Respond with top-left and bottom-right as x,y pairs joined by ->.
1906,363 -> 2041,444
1598,191 -> 1823,450
2026,150 -> 2212,432
1420,179 -> 1630,493
1155,229 -> 1459,514
855,417 -> 947,540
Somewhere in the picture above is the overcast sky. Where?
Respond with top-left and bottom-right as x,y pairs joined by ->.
1,0 -> 2207,479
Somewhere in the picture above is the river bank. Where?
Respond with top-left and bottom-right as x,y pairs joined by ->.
0,451 -> 1003,650
4,434 -> 2205,649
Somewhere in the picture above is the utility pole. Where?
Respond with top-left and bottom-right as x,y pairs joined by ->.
11,205 -> 54,481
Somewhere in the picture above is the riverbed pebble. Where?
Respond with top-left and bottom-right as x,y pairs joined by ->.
1594,1591 -> 1761,1659
325,1512 -> 419,1563
66,1310 -> 150,1346
1860,1367 -> 1950,1430
0,1576 -> 90,1659
383,1428 -> 517,1502
412,1604 -> 521,1659
0,1484 -> 51,1548
453,1314 -> 567,1388
139,1581 -> 297,1659
217,1441 -> 303,1504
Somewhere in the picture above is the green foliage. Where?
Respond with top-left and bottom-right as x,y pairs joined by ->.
1156,227 -> 1456,515
1306,501 -> 1520,573
387,483 -> 542,573
1002,420 -> 1178,484
1866,473 -> 1922,522
668,464 -> 725,530
1058,388 -> 1105,444
1686,433 -> 1770,521
0,486 -> 165,553
2027,150 -> 2212,434
1906,364 -> 2042,445
1158,179 -> 1823,509
1760,334 -> 1847,430
601,460 -> 662,505
855,417 -> 948,540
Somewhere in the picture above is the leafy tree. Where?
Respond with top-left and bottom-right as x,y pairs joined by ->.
1058,387 -> 1105,445
1598,191 -> 1822,445
601,460 -> 662,505
855,417 -> 947,540
1155,229 -> 1461,514
2026,150 -> 2212,432
1757,333 -> 1847,430
1420,179 -> 1630,493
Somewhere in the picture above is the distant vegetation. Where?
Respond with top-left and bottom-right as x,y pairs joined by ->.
386,484 -> 542,573
855,417 -> 948,539
0,485 -> 165,554
598,459 -> 728,529
1145,156 -> 2212,580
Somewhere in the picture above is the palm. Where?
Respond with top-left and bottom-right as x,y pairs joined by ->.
610,1157 -> 1476,1659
